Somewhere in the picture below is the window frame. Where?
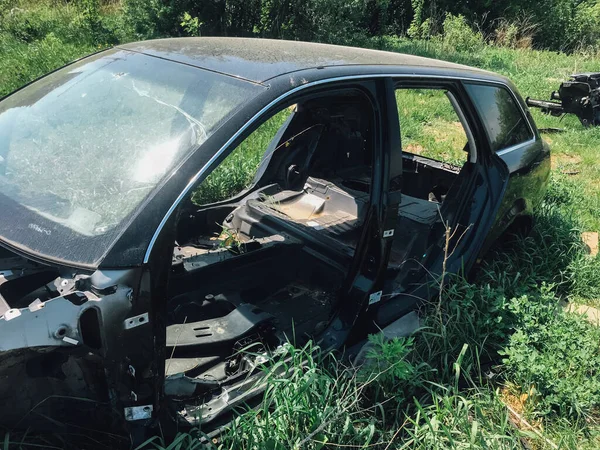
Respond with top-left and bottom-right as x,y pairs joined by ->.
169,80 -> 386,268
190,107 -> 296,208
393,80 -> 479,166
463,81 -> 535,155
187,84 -> 382,210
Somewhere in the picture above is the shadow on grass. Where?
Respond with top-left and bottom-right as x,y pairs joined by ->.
480,206 -> 583,297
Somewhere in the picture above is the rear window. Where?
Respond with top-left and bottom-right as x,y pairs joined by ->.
464,83 -> 533,152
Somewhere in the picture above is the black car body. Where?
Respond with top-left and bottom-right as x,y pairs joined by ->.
0,38 -> 549,440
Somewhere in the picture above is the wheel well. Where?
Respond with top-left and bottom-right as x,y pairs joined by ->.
504,214 -> 534,238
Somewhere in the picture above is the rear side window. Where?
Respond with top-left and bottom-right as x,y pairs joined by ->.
395,88 -> 470,166
464,83 -> 533,152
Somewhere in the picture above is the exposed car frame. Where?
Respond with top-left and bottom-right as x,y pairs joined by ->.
0,38 -> 550,444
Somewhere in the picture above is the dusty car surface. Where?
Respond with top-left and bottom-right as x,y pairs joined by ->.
0,38 -> 549,442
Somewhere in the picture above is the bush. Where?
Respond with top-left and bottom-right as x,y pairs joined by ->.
570,1 -> 600,51
409,277 -> 514,387
123,0 -> 167,39
1,2 -> 75,43
123,0 -> 367,44
0,0 -> 136,98
1,0 -> 122,46
501,285 -> 600,418
441,13 -> 484,53
0,33 -> 96,97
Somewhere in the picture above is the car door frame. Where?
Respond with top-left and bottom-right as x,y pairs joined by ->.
371,76 -> 511,327
137,75 -> 396,430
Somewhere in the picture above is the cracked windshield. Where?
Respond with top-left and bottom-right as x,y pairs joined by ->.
0,49 -> 259,241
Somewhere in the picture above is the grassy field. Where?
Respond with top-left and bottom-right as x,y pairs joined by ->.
2,2 -> 600,449
0,0 -> 128,98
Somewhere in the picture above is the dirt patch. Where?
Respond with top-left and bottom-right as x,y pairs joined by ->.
582,232 -> 599,257
551,153 -> 582,171
405,143 -> 424,154
501,387 -> 530,416
500,385 -> 543,429
563,301 -> 600,326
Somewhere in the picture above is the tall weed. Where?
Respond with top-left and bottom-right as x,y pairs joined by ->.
401,388 -> 521,450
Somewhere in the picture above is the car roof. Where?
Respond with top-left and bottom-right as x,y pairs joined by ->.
118,37 -> 498,85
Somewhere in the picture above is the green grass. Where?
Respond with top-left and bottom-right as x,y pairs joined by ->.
396,88 -> 469,166
2,4 -> 600,449
0,32 -> 96,98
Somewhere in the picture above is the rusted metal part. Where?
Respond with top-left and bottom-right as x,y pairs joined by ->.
526,73 -> 600,127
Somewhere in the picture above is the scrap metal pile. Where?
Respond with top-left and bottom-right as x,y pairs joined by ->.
526,72 -> 600,127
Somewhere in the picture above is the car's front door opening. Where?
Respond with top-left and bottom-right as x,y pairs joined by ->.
163,89 -> 378,426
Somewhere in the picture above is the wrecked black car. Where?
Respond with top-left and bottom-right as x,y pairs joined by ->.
0,38 -> 549,442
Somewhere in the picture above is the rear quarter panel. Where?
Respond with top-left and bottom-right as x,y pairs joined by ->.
484,136 -> 551,250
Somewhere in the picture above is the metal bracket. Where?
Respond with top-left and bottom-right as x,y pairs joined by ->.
124,312 -> 149,330
368,291 -> 382,305
4,309 -> 21,321
383,229 -> 395,238
62,336 -> 79,346
124,405 -> 153,421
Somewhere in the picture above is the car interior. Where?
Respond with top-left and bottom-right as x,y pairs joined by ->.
162,87 -> 476,421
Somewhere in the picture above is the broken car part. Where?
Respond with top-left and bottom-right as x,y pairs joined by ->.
526,73 -> 600,126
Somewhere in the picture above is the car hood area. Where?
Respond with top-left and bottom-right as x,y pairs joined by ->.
0,245 -> 140,430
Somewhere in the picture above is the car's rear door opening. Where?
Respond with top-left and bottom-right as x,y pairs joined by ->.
376,80 -> 511,325
382,85 -> 478,296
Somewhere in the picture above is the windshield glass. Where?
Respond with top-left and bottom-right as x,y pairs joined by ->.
0,48 -> 262,267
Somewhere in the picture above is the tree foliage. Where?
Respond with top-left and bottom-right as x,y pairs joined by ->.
122,0 -> 600,52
